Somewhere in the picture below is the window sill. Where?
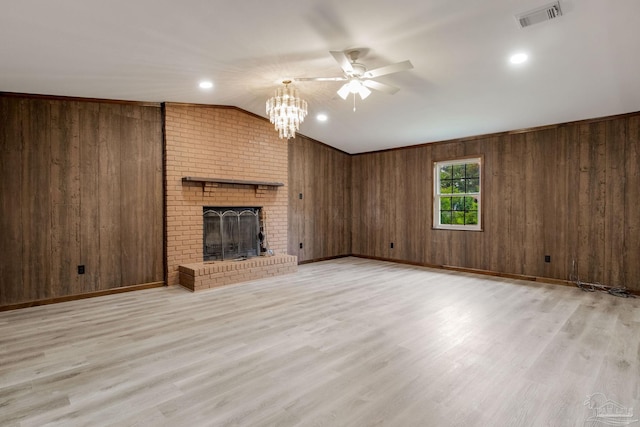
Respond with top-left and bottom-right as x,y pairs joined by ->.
432,226 -> 483,232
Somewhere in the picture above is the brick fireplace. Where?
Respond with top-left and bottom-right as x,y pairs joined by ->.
203,206 -> 261,261
163,103 -> 296,289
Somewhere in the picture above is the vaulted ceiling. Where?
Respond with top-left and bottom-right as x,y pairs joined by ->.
2,0 -> 639,153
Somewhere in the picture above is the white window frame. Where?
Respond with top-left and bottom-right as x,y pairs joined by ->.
433,157 -> 482,231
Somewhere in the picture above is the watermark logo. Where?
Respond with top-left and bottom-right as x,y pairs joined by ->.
584,393 -> 638,426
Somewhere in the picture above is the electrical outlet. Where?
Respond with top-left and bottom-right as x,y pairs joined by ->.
299,193 -> 303,199
77,265 -> 85,274
299,242 -> 303,249
544,255 -> 551,263
390,242 -> 394,249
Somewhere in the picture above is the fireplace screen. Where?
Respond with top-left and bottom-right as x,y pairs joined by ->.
203,207 -> 260,261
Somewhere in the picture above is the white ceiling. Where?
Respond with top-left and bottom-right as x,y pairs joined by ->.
2,0 -> 640,154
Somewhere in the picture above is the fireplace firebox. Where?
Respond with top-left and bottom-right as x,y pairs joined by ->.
203,207 -> 261,261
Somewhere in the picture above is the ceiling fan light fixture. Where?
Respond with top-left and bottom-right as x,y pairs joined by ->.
338,79 -> 371,100
357,85 -> 371,100
337,83 -> 351,100
347,79 -> 362,93
266,80 -> 308,139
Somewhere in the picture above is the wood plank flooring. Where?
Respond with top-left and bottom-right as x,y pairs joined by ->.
1,258 -> 639,426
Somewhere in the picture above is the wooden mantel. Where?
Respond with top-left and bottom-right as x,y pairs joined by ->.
182,176 -> 284,191
182,177 -> 284,187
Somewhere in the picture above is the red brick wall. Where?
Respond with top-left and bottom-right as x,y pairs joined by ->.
164,104 -> 289,286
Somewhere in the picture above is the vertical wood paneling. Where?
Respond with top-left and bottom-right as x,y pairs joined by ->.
0,97 -> 24,304
603,118 -> 627,287
98,105 -> 123,289
0,95 -> 164,307
525,130 -> 543,276
577,122 -> 607,283
287,139 -> 302,258
315,142 -> 329,256
350,155 -> 363,256
380,152 -> 396,259
623,116 -> 640,289
365,153 -> 385,258
120,108 -> 143,286
23,99 -> 52,300
506,133 -> 527,275
485,134 -> 510,274
50,100 -> 81,297
523,129 -> 551,277
395,148 -> 427,263
541,127 -> 568,280
301,138 -> 313,260
350,113 -> 640,291
142,107 -> 164,283
560,124 -> 580,280
329,144 -> 351,257
354,155 -> 369,255
288,136 -> 351,262
79,102 -> 101,293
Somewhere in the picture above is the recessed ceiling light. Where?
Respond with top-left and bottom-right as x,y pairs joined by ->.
317,113 -> 328,122
509,53 -> 528,64
199,81 -> 213,89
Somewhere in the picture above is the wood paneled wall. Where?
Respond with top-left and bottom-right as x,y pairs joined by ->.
0,95 -> 164,307
2,91 -> 638,306
288,136 -> 351,262
351,114 -> 640,291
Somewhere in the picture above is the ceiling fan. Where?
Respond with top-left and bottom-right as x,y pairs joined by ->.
295,49 -> 413,105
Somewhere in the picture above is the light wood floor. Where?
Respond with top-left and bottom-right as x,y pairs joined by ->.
1,258 -> 639,427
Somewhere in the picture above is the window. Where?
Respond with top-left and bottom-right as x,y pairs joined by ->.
433,157 -> 481,230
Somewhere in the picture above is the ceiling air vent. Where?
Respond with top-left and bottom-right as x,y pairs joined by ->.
516,1 -> 563,28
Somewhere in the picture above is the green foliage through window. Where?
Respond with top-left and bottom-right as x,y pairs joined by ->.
434,158 -> 481,229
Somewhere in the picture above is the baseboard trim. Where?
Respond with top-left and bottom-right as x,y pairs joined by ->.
350,254 -> 640,296
0,282 -> 165,312
298,254 -> 351,265
350,254 -> 578,289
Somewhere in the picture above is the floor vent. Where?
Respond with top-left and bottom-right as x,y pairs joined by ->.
516,1 -> 563,28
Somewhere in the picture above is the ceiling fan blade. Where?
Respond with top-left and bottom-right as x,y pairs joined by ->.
363,79 -> 400,95
294,77 -> 347,82
330,50 -> 354,74
364,60 -> 413,78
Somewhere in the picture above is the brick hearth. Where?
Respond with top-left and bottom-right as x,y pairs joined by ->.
179,254 -> 297,291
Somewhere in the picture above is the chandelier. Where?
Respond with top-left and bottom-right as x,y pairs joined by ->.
266,80 -> 308,139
